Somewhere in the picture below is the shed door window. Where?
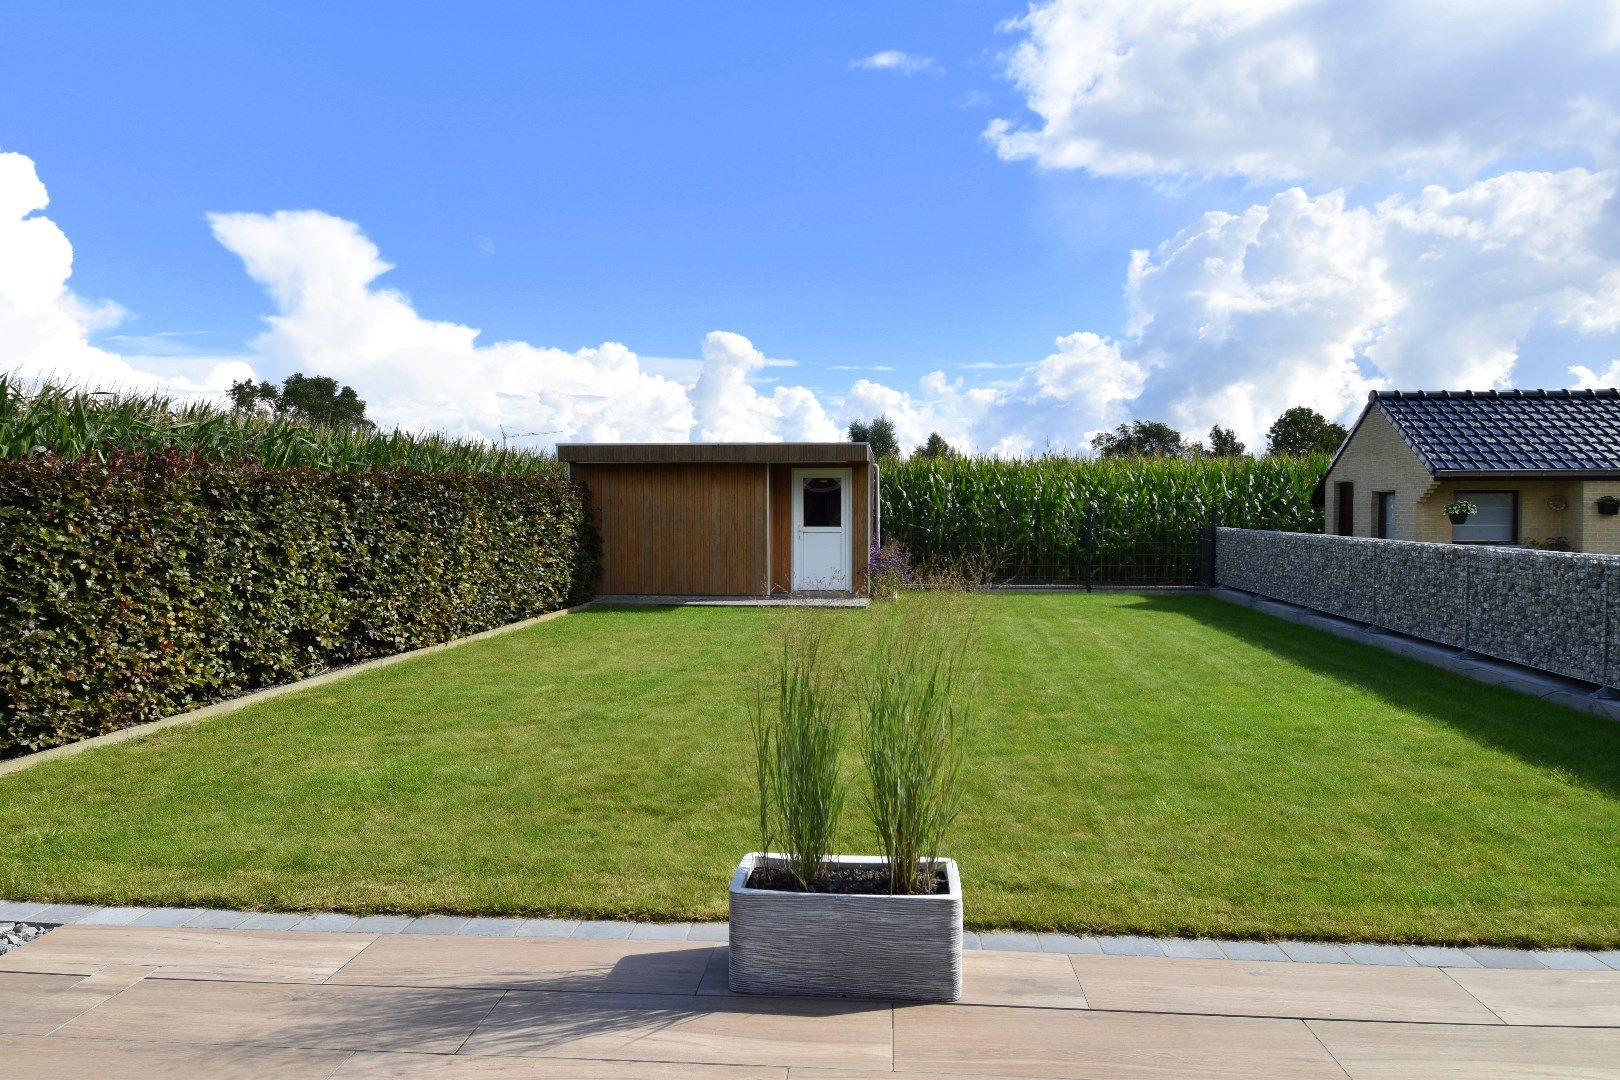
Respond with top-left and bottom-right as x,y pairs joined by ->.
802,477 -> 842,528
1452,491 -> 1516,544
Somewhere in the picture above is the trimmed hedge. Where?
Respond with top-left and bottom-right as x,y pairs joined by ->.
1,451 -> 600,757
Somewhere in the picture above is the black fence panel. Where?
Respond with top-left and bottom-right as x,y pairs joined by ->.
984,513 -> 1220,588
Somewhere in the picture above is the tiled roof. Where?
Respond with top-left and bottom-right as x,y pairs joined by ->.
1374,389 -> 1620,473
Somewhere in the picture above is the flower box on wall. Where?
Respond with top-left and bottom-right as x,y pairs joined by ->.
1597,496 -> 1620,517
727,852 -> 963,1002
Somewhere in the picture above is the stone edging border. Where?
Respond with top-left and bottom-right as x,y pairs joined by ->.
3,900 -> 1617,971
0,601 -> 593,779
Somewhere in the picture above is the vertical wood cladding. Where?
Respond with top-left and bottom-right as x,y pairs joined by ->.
769,464 -> 792,593
572,463 -> 767,595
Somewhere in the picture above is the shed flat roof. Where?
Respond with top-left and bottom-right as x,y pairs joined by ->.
557,442 -> 873,465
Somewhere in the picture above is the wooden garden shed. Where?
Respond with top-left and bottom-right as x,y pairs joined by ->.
557,443 -> 877,597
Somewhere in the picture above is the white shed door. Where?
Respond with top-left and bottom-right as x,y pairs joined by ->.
791,468 -> 851,591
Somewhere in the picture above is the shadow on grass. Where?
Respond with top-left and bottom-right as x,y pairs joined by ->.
1121,592 -> 1620,801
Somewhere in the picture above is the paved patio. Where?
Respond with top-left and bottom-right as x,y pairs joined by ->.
3,924 -> 1618,1077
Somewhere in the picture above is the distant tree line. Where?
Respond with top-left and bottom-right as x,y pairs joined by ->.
229,373 -> 373,429
846,405 -> 1348,460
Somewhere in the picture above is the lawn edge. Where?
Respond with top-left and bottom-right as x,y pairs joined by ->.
0,600 -> 596,779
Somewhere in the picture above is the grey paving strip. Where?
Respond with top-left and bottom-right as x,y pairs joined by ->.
1037,933 -> 1102,955
978,931 -> 1043,952
460,917 -> 526,937
77,906 -> 148,926
234,912 -> 303,930
184,909 -> 250,929
514,918 -> 579,938
1465,946 -> 1546,969
1097,935 -> 1163,957
1279,940 -> 1354,964
130,907 -> 206,927
1403,945 -> 1482,968
1341,942 -> 1418,966
1159,937 -> 1226,959
6,900 -> 1614,969
1218,940 -> 1289,962
572,919 -> 635,940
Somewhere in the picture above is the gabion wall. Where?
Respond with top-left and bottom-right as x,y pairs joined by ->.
1216,528 -> 1619,688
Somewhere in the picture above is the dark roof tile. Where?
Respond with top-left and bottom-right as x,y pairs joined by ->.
1373,389 -> 1620,472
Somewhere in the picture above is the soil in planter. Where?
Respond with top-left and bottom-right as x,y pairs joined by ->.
747,864 -> 950,896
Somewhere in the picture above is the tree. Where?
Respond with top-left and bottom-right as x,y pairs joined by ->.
228,373 -> 372,428
912,432 -> 955,460
1089,420 -> 1188,458
1207,424 -> 1246,458
1265,406 -> 1347,456
228,379 -> 279,414
847,415 -> 900,459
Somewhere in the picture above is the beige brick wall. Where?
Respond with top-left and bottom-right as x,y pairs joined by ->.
1325,404 -> 1615,553
1424,480 -> 1583,548
1322,407 -> 1436,540
1575,480 -> 1620,555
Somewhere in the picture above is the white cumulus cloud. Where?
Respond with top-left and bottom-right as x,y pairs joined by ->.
853,50 -> 941,75
689,330 -> 842,441
11,146 -> 1618,462
1123,169 -> 1620,446
989,0 -> 1620,183
1572,360 -> 1620,387
0,151 -> 248,395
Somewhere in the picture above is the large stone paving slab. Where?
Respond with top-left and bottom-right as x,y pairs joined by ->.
55,977 -> 503,1054
325,934 -> 715,994
0,1033 -> 350,1079
1309,1018 -> 1620,1079
336,1051 -> 790,1077
1071,955 -> 1504,1024
892,1003 -> 1344,1078
459,990 -> 893,1071
0,972 -> 118,1036
956,951 -> 1090,1009
0,925 -> 373,983
1444,968 -> 1620,1027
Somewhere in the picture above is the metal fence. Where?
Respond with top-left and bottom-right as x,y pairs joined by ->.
984,514 -> 1219,589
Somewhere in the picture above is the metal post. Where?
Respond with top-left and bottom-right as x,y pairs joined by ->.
1083,506 -> 1095,592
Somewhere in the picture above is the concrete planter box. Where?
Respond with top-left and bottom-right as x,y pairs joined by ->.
727,852 -> 962,1002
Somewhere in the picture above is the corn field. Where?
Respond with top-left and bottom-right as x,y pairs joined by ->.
880,454 -> 1326,586
0,376 -> 563,477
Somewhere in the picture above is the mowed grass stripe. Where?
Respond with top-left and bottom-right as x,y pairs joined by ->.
1,595 -> 1616,948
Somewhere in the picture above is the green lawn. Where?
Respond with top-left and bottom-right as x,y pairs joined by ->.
3,594 -> 1618,948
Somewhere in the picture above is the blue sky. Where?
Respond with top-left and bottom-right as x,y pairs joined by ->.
3,1 -> 1618,453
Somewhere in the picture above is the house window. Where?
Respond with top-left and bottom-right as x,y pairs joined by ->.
1375,491 -> 1396,539
1451,490 -> 1517,544
1335,482 -> 1354,535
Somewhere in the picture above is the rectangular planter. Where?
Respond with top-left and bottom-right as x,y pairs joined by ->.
727,852 -> 962,1002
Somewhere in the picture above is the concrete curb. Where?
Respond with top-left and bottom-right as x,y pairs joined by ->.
0,601 -> 593,779
1211,586 -> 1620,722
3,900 -> 1616,971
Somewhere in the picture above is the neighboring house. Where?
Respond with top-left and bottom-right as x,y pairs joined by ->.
1315,389 -> 1620,555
